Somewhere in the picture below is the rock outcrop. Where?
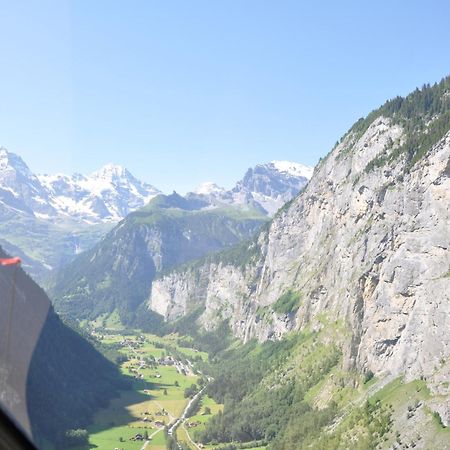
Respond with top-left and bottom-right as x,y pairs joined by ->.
50,193 -> 268,322
149,111 -> 450,381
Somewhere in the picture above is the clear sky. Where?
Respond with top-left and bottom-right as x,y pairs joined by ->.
0,0 -> 449,193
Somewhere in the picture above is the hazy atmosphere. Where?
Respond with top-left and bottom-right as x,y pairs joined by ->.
1,0 -> 450,191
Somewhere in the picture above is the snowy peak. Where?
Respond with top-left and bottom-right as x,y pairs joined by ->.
233,161 -> 312,215
270,160 -> 314,179
187,160 -> 313,216
0,147 -> 55,217
37,166 -> 161,222
0,147 -> 37,180
0,147 -> 161,223
91,163 -> 130,181
87,163 -> 160,197
194,182 -> 226,195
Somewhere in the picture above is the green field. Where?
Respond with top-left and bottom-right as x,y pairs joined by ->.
72,329 -> 219,450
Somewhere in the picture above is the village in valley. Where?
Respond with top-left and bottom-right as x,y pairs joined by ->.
72,322 -> 225,450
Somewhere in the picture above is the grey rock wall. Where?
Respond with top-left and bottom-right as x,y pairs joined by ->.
149,116 -> 450,381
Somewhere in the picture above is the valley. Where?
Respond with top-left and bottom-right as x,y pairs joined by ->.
1,63 -> 449,450
68,312 -> 450,450
73,324 -> 213,450
2,4 -> 449,449
77,329 -> 208,450
71,318 -> 273,450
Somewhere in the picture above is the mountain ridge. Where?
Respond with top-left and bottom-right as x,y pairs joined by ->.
0,147 -> 312,280
1,147 -> 313,223
149,76 -> 450,383
187,160 -> 312,216
144,77 -> 450,448
0,148 -> 162,223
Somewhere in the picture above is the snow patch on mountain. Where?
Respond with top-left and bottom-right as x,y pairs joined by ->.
38,163 -> 161,222
194,182 -> 226,195
270,160 -> 314,179
0,147 -> 161,223
188,161 -> 314,216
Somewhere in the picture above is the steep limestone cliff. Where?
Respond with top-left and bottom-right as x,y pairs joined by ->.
149,92 -> 450,384
50,193 -> 267,322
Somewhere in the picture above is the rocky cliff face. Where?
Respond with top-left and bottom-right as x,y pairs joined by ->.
187,160 -> 313,216
50,193 -> 268,322
0,148 -> 161,224
149,111 -> 450,383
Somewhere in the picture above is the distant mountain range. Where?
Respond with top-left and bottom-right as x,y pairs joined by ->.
0,148 -> 161,223
0,147 -> 312,223
0,147 -> 313,279
188,160 -> 313,215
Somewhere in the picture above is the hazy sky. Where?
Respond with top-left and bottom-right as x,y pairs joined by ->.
1,0 -> 449,193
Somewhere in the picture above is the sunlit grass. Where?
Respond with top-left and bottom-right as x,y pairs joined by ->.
81,329 -> 208,450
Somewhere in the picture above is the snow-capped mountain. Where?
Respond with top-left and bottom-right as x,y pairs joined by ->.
0,147 -> 312,279
193,182 -> 226,196
188,160 -> 314,216
0,147 -> 312,222
269,160 -> 314,179
0,148 -> 55,218
0,147 -> 161,223
38,164 -> 160,222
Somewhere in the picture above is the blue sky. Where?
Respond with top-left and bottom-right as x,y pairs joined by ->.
0,0 -> 449,193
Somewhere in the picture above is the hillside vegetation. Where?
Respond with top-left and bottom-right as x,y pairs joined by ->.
49,194 -> 267,325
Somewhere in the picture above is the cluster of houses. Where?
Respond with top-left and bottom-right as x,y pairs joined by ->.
157,355 -> 175,365
154,355 -> 193,376
139,415 -> 166,427
159,355 -> 195,375
185,420 -> 201,428
119,337 -> 145,349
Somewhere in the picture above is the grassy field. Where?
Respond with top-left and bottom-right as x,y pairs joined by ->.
72,329 -> 219,450
176,395 -> 223,449
176,395 -> 268,450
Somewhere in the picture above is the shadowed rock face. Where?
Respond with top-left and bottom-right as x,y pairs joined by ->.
149,116 -> 450,382
0,246 -> 124,447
